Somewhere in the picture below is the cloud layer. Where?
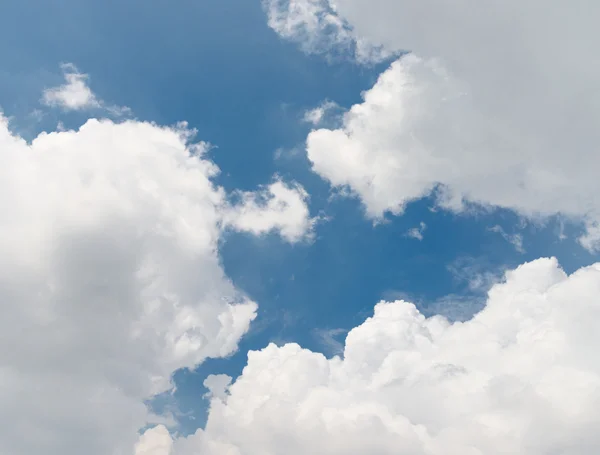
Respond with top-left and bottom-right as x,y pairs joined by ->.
141,257 -> 600,454
0,115 -> 311,455
267,0 -> 600,249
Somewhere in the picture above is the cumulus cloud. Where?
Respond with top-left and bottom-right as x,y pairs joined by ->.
203,374 -> 234,402
224,180 -> 315,243
135,425 -> 174,455
42,63 -> 101,110
268,1 -> 600,250
141,257 -> 600,454
42,63 -> 130,115
0,113 -> 312,455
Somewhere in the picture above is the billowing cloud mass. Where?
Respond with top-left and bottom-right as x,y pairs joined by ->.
266,0 -> 600,249
0,114 -> 311,455
141,257 -> 600,454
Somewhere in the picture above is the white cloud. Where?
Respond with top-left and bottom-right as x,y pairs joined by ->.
203,374 -> 234,402
42,63 -> 131,115
224,180 -> 315,243
303,100 -> 339,126
262,0 -> 393,63
0,113 -> 312,455
580,221 -> 600,252
142,257 -> 600,454
135,425 -> 174,455
489,225 -> 525,253
42,63 -> 101,110
406,221 -> 426,241
270,1 -> 600,250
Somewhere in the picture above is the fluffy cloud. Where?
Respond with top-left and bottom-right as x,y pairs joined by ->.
135,426 -> 173,455
223,180 -> 314,243
142,257 -> 600,454
42,63 -> 131,115
267,0 -> 600,249
42,63 -> 101,110
0,114 -> 312,455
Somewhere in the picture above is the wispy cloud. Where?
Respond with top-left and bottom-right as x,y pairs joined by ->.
303,100 -> 339,126
489,225 -> 525,253
313,327 -> 347,357
447,256 -> 507,294
405,221 -> 426,241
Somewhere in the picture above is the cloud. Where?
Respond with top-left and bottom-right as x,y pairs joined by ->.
0,113 -> 312,455
268,1 -> 600,250
446,256 -> 506,294
42,63 -> 101,110
383,255 -> 505,323
303,100 -> 339,126
262,0 -> 393,63
406,221 -> 426,241
42,63 -> 131,115
224,180 -> 315,243
135,425 -> 174,455
489,225 -> 525,253
422,293 -> 485,323
141,257 -> 600,454
203,374 -> 233,402
313,327 -> 347,356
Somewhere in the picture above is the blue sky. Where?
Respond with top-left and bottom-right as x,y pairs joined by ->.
2,0 -> 599,449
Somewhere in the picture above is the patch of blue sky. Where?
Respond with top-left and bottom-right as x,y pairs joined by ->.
2,0 -> 597,439
0,0 -> 384,183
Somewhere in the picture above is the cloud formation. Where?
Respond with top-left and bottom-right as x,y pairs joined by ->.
406,221 -> 426,241
303,100 -> 339,126
0,114 -> 311,455
141,257 -> 600,454
267,0 -> 600,249
489,225 -> 525,254
42,63 -> 101,110
42,63 -> 130,115
224,180 -> 315,243
263,0 -> 393,63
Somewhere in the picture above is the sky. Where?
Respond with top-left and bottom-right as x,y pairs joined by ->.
2,1 -> 600,454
